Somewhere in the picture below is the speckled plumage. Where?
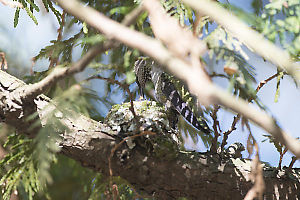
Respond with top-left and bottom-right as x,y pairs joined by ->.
134,57 -> 210,134
134,58 -> 152,98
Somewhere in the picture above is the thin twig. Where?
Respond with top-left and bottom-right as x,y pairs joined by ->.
256,73 -> 280,92
0,52 -> 8,70
278,147 -> 288,170
288,156 -> 297,170
30,58 -> 36,75
244,128 -> 265,200
210,105 -> 221,153
22,42 -> 116,100
87,75 -> 138,120
219,73 -> 279,150
209,72 -> 229,79
221,114 -> 240,150
48,10 -> 66,69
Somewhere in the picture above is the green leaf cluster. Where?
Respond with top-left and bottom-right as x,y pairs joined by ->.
13,0 -> 61,27
0,134 -> 40,200
258,0 -> 300,59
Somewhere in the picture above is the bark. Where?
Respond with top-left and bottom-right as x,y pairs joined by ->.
0,70 -> 299,199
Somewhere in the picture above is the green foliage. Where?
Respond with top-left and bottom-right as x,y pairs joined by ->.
161,0 -> 194,26
13,0 -> 60,27
34,33 -> 82,64
13,8 -> 20,28
79,34 -> 106,46
53,84 -> 102,118
0,83 -> 101,199
259,0 -> 300,59
205,26 -> 258,106
274,71 -> 285,102
24,6 -> 38,25
0,102 -> 68,199
45,155 -> 95,199
0,134 -> 39,200
33,123 -> 61,186
251,0 -> 263,15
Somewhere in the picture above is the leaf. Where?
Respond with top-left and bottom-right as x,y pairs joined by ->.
125,71 -> 135,84
285,16 -> 300,33
83,22 -> 88,34
109,6 -> 132,15
42,0 -> 49,12
48,1 -> 62,25
79,34 -> 105,45
14,8 -> 20,27
26,0 -> 40,12
24,7 -> 38,25
274,71 -> 284,102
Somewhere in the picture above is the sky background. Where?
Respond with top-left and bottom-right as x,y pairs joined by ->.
0,1 -> 299,167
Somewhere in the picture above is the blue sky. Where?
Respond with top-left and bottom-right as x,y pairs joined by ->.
0,2 -> 299,167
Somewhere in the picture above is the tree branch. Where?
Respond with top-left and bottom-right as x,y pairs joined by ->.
51,0 -> 300,158
21,4 -> 144,101
22,42 -> 115,101
0,70 -> 299,199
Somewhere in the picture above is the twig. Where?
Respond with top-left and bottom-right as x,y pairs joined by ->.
30,58 -> 36,75
219,72 -> 279,150
288,156 -> 297,170
221,114 -> 240,150
278,147 -> 288,169
0,52 -> 8,70
210,105 -> 221,153
209,72 -> 229,79
256,73 -> 280,92
48,10 -> 66,69
22,42 -> 115,100
87,75 -> 138,120
121,4 -> 144,27
245,129 -> 265,200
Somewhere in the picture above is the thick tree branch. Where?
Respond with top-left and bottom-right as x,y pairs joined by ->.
0,70 -> 299,199
53,0 -> 300,158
